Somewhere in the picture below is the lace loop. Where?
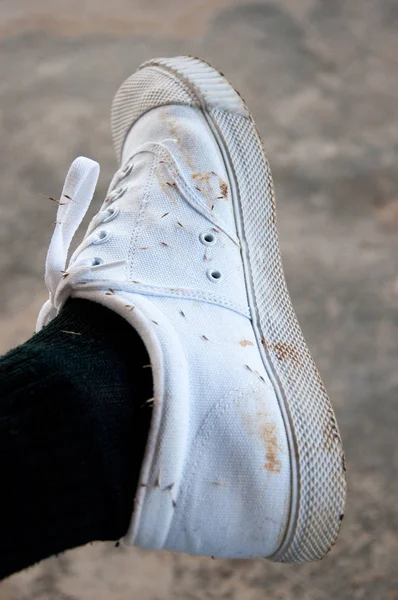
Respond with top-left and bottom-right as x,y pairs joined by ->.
43,156 -> 100,302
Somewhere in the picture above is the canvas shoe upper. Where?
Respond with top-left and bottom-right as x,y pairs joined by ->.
37,56 -> 346,563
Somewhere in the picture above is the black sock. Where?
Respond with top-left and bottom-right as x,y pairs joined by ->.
0,299 -> 152,580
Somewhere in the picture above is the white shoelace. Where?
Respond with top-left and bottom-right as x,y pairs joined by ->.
37,156 -> 127,327
44,156 -> 100,298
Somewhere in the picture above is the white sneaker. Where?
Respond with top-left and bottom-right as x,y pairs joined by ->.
37,56 -> 346,563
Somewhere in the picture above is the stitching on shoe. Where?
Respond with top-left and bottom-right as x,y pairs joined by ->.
72,280 -> 250,318
127,152 -> 157,279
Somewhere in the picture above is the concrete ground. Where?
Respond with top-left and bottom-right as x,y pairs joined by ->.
0,0 -> 397,598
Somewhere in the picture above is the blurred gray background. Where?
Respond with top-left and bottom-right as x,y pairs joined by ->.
0,1 -> 397,599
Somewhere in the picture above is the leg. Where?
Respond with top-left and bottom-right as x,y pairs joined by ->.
0,299 -> 152,579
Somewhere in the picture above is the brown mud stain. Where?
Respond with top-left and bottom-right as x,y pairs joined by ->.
342,452 -> 347,473
260,422 -> 282,473
261,338 -> 300,364
160,105 -> 176,136
219,179 -> 228,199
239,387 -> 283,475
191,171 -> 219,210
323,415 -> 342,454
239,339 -> 254,347
192,172 -> 211,185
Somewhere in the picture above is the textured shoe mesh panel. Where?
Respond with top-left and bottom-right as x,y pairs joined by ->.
142,56 -> 249,117
111,67 -> 197,162
211,108 -> 346,563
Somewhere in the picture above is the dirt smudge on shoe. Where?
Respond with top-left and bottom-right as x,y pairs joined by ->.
239,387 -> 283,474
168,122 -> 177,137
192,171 -> 228,211
260,421 -> 282,473
239,339 -> 254,347
219,179 -> 228,199
192,171 -> 213,187
192,172 -> 211,185
261,337 -> 300,364
323,415 -> 343,455
162,106 -> 178,140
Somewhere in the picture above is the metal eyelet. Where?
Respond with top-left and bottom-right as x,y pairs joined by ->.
121,163 -> 134,177
106,186 -> 128,204
207,268 -> 222,282
91,257 -> 104,266
200,231 -> 217,247
101,206 -> 120,223
91,230 -> 111,245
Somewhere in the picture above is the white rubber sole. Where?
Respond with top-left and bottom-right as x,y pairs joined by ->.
111,56 -> 347,563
